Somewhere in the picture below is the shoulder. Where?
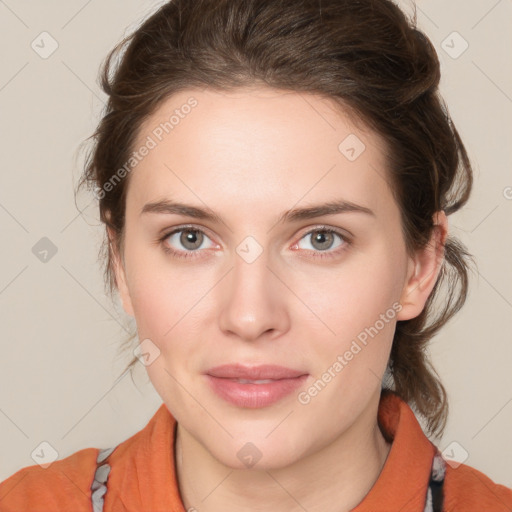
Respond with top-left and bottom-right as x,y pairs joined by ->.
0,404 -> 171,512
444,461 -> 512,511
0,447 -> 99,512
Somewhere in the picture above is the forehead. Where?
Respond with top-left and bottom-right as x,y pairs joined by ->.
126,87 -> 393,220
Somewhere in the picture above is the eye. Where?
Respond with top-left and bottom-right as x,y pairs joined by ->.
293,227 -> 350,259
158,225 -> 351,260
159,226 -> 216,259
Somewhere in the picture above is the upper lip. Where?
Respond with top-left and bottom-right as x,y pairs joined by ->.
206,364 -> 307,380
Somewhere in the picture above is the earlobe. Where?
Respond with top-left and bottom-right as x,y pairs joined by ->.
107,227 -> 135,318
396,211 -> 448,321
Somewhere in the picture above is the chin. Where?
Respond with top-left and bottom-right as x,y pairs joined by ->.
204,434 -> 308,471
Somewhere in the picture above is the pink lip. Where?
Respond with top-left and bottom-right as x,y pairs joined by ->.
205,364 -> 309,408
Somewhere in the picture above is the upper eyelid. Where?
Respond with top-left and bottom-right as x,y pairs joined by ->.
162,224 -> 217,243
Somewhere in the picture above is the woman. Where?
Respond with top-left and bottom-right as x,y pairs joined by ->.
1,0 -> 511,511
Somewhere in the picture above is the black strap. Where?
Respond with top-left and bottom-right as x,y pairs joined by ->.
425,449 -> 446,512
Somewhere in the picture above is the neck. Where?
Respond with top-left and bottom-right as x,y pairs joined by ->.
174,390 -> 391,512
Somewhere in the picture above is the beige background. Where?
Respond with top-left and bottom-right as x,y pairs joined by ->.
0,0 -> 511,488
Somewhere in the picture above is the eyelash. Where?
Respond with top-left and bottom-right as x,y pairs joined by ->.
158,224 -> 352,261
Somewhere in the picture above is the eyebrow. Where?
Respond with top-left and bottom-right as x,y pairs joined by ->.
140,198 -> 375,225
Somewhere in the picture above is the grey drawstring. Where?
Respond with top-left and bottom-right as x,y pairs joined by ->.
91,446 -> 116,512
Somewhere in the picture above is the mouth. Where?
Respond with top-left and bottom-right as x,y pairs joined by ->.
228,379 -> 277,384
206,363 -> 307,380
205,364 -> 309,408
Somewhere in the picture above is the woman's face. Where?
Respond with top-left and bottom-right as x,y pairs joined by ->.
113,86 -> 431,469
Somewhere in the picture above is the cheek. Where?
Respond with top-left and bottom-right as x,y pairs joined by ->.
296,247 -> 404,338
128,261 -> 205,409
125,253 -> 212,391
125,243 -> 205,337
292,243 -> 404,396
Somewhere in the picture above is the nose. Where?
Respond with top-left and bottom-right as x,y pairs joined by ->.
217,248 -> 290,343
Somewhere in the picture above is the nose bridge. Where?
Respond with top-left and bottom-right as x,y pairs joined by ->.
233,238 -> 271,295
217,235 -> 288,340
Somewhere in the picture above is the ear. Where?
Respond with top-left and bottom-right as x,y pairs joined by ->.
396,211 -> 448,321
107,227 -> 135,318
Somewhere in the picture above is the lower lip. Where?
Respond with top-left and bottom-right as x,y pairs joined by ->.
205,375 -> 309,408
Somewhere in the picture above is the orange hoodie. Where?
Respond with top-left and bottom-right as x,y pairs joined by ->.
1,390 -> 511,512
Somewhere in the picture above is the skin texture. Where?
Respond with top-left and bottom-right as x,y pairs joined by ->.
110,87 -> 448,512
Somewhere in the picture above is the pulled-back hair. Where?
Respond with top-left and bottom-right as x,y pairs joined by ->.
76,0 -> 475,438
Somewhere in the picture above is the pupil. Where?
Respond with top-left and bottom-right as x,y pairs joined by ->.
314,231 -> 332,250
183,230 -> 201,249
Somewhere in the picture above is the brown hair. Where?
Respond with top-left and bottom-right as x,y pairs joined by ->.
76,0 -> 476,438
